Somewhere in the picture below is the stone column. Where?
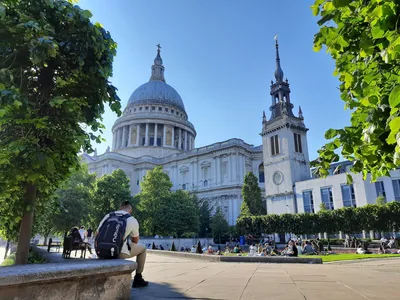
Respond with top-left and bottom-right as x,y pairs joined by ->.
136,124 -> 140,146
184,130 -> 188,150
112,131 -> 116,150
171,126 -> 175,148
128,125 -> 132,145
214,157 -> 218,187
369,230 -> 375,239
338,231 -> 343,239
122,126 -> 127,148
163,124 -> 166,147
145,123 -> 149,146
154,123 -> 158,146
230,154 -> 234,183
118,128 -> 123,149
178,128 -> 182,150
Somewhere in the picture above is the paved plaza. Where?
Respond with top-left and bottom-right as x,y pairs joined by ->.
131,253 -> 400,300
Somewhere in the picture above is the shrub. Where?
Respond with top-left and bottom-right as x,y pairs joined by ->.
170,242 -> 176,251
196,241 -> 203,254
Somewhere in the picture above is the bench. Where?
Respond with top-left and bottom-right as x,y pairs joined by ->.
47,238 -> 61,253
62,236 -> 91,259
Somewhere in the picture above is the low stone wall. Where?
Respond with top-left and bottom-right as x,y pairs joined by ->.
148,249 -> 322,264
141,237 -> 214,251
0,259 -> 137,300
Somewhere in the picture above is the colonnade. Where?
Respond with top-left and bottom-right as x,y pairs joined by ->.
112,122 -> 195,151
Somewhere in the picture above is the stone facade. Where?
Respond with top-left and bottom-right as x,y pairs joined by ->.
84,42 -> 400,226
83,47 -> 265,225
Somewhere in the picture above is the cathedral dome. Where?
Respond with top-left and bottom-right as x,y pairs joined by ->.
128,80 -> 185,112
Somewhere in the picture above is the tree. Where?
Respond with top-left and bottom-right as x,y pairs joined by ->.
196,240 -> 203,254
137,167 -> 199,237
138,166 -> 172,235
242,172 -> 264,215
198,201 -> 211,237
210,208 -> 229,244
50,165 -> 96,236
311,0 -> 400,181
0,0 -> 120,264
88,169 -> 132,228
238,200 -> 251,218
376,195 -> 386,206
170,241 -> 176,251
319,202 -> 327,211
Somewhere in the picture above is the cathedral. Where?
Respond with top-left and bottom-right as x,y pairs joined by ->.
83,42 -> 400,225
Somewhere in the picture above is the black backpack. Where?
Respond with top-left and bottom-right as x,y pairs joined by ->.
95,212 -> 131,259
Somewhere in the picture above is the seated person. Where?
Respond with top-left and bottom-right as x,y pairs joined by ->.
69,227 -> 92,254
302,241 -> 316,255
248,244 -> 257,256
296,242 -> 303,255
207,246 -> 215,255
388,237 -> 396,249
233,244 -> 243,253
285,240 -> 298,257
191,245 -> 197,253
356,247 -> 366,254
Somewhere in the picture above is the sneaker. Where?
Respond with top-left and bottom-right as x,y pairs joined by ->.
132,274 -> 149,288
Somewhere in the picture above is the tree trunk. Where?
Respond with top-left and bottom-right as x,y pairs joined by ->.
4,240 -> 10,260
15,183 -> 37,265
43,235 -> 48,246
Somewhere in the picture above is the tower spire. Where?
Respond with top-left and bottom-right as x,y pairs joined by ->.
298,106 -> 304,119
150,44 -> 166,82
274,36 -> 284,82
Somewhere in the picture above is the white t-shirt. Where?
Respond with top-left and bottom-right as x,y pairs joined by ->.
79,229 -> 86,240
97,210 -> 139,255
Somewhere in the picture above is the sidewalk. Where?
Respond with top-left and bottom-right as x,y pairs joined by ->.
131,253 -> 400,300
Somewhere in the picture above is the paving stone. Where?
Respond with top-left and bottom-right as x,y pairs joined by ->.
131,253 -> 400,300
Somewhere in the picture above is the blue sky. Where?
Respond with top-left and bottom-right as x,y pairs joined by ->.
78,0 -> 349,160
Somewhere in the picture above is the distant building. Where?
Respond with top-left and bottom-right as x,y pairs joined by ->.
83,42 -> 399,225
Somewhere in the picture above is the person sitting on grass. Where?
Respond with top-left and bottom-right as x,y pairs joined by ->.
233,244 -> 243,253
302,241 -> 316,255
206,246 -> 215,255
283,240 -> 298,257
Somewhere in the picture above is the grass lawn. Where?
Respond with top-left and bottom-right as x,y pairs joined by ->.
313,253 -> 400,262
221,252 -> 400,262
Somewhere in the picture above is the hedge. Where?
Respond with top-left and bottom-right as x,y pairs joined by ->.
236,202 -> 400,236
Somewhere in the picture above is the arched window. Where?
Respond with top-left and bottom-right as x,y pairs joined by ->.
182,184 -> 186,190
259,163 -> 265,183
204,180 -> 208,187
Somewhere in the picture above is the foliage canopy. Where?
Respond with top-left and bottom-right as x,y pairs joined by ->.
0,0 -> 120,263
311,0 -> 400,181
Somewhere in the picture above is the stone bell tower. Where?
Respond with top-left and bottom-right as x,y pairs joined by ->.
261,39 -> 311,215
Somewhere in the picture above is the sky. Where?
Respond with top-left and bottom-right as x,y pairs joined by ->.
78,0 -> 350,160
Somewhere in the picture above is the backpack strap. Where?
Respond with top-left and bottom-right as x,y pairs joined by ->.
120,214 -> 132,251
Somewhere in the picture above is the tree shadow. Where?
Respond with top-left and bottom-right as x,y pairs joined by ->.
131,282 -> 214,300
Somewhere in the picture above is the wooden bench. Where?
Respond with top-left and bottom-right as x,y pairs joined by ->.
47,238 -> 61,253
62,236 -> 91,259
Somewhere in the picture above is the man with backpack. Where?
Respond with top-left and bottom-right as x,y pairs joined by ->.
95,201 -> 148,288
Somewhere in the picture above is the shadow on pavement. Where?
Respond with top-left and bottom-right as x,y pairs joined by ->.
131,282 -> 214,300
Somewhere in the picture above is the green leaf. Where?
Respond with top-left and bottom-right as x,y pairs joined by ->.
333,0 -> 350,8
81,10 -> 93,19
0,109 -> 6,117
13,100 -> 22,108
0,3 -> 5,17
325,128 -> 338,139
389,117 -> 400,132
389,85 -> 400,108
346,173 -> 353,185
